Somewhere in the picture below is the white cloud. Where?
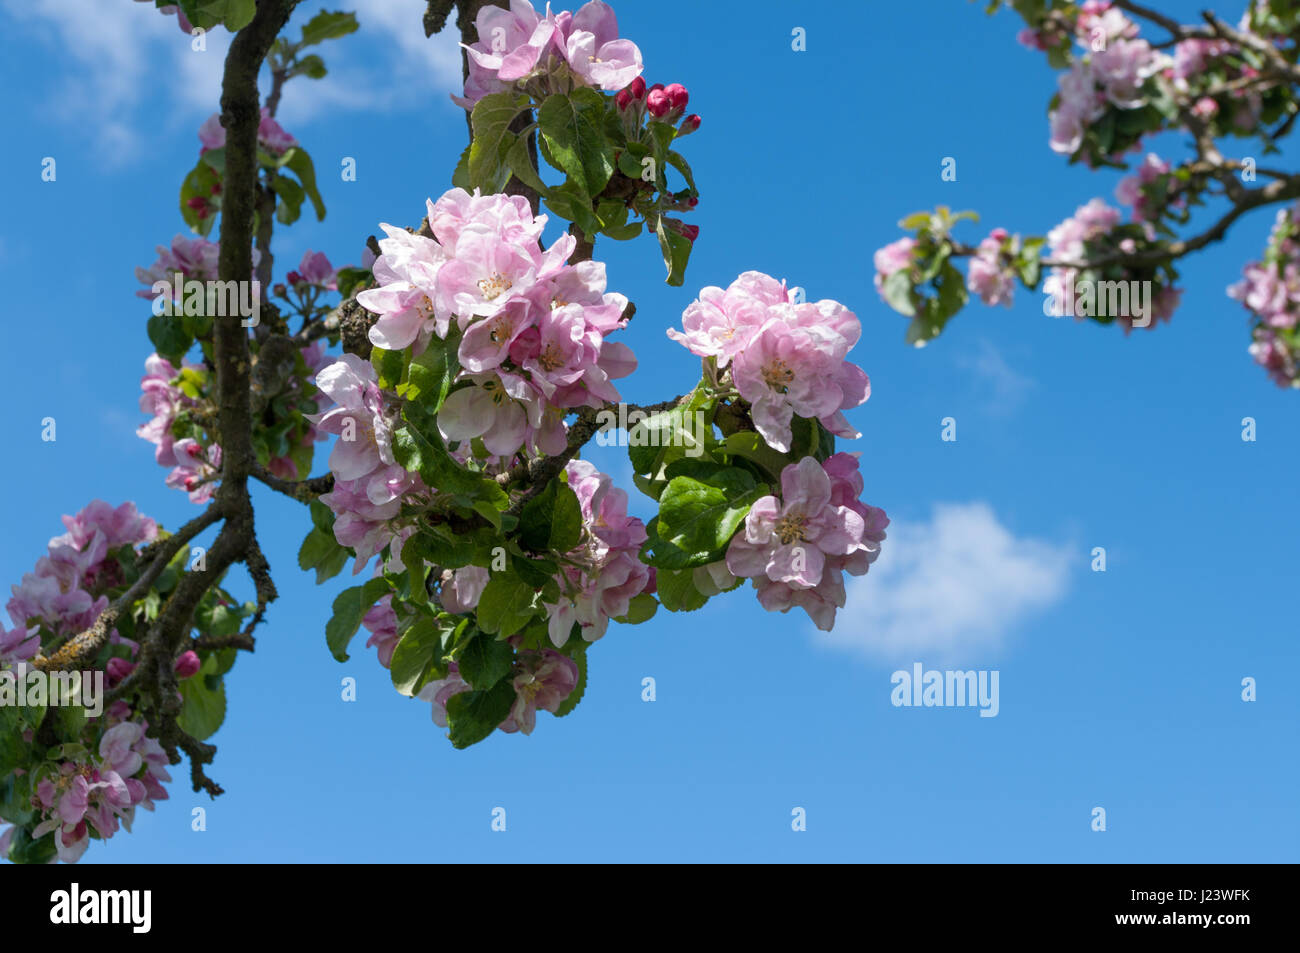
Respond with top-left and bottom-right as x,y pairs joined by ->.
1,0 -> 465,161
955,339 -> 1035,414
817,502 -> 1073,662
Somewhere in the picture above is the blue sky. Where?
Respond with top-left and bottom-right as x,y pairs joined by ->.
0,0 -> 1296,862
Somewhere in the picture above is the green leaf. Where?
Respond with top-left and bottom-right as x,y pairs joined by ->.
518,479 -> 583,553
1016,237 -> 1045,289
542,181 -> 601,236
289,53 -> 328,80
721,431 -> 789,482
177,654 -> 226,741
370,345 -> 406,391
656,567 -> 709,612
299,10 -> 359,46
279,147 -> 326,220
553,641 -> 587,717
451,141 -> 473,192
881,268 -> 916,317
665,150 -> 697,192
469,92 -> 530,193
538,89 -> 615,198
477,574 -> 541,638
506,133 -> 548,195
401,329 -> 459,410
147,312 -> 193,363
639,516 -> 717,570
614,591 -> 658,625
446,680 -> 515,748
221,0 -> 256,31
325,577 -> 391,661
657,464 -> 763,556
389,616 -> 444,697
179,158 -> 222,235
391,403 -> 489,500
458,631 -> 515,691
656,218 -> 694,286
271,175 -> 305,225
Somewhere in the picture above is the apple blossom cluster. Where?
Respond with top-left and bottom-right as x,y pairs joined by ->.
1043,197 -> 1181,330
136,340 -> 328,502
182,109 -> 297,222
349,459 -> 643,736
1114,152 -> 1176,228
719,455 -> 888,632
966,228 -> 1019,308
1228,203 -> 1300,387
542,459 -> 652,646
457,0 -> 644,107
355,186 -> 635,461
198,108 -> 297,157
1,502 -> 187,864
1040,2 -> 1169,161
414,649 -> 579,736
667,271 -> 870,453
135,234 -> 223,298
1014,1 -> 1280,162
311,354 -> 423,573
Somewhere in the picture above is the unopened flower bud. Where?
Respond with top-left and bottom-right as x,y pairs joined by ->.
106,658 -> 136,685
664,83 -> 689,111
628,77 -> 646,99
273,282 -> 287,297
174,650 -> 202,679
646,89 -> 671,117
287,270 -> 302,285
680,224 -> 700,242
615,88 -> 633,111
678,113 -> 701,135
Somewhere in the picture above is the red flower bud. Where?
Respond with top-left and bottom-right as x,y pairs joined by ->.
679,113 -> 701,135
186,197 -> 207,210
680,224 -> 700,242
628,76 -> 646,99
287,270 -> 302,285
646,89 -> 671,118
174,650 -> 202,679
686,195 -> 699,208
615,88 -> 633,111
664,83 -> 689,111
106,658 -> 136,685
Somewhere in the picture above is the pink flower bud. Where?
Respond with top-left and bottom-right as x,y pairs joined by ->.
646,89 -> 671,118
1192,96 -> 1219,118
106,658 -> 136,685
989,227 -> 1009,242
664,83 -> 689,111
174,650 -> 202,679
678,113 -> 701,135
628,77 -> 646,100
686,196 -> 699,208
615,88 -> 633,111
680,224 -> 700,242
287,270 -> 302,285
